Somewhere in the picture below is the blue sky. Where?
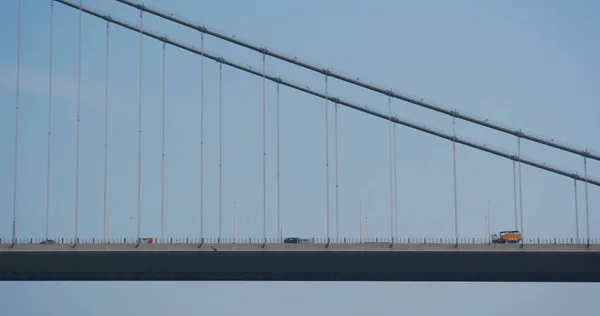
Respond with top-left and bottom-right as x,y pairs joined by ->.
1,0 -> 600,314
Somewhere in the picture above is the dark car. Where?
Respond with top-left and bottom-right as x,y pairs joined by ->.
283,237 -> 311,244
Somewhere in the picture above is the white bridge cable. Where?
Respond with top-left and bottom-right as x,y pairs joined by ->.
136,9 -> 143,242
161,41 -> 166,239
452,117 -> 459,243
103,20 -> 109,241
116,0 -> 600,162
53,0 -> 600,188
512,161 -> 518,231
335,100 -> 339,241
393,123 -> 398,240
199,32 -> 204,240
276,83 -> 281,242
75,0 -> 82,242
518,137 -> 524,240
574,179 -> 579,242
46,0 -> 54,241
219,62 -> 223,242
12,0 -> 22,244
262,53 -> 267,243
325,75 -> 330,241
388,96 -> 394,241
584,157 -> 590,245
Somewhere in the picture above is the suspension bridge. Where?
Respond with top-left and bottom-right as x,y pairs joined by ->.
1,0 -> 599,282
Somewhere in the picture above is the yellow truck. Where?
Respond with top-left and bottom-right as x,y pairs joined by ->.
491,231 -> 522,243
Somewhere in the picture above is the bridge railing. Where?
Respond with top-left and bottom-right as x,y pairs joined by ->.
0,236 -> 598,245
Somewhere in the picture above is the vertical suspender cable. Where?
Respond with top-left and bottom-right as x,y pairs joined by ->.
388,96 -> 393,241
161,41 -> 166,239
233,201 -> 236,242
518,136 -> 524,242
137,10 -> 143,242
107,201 -> 111,242
394,123 -> 398,239
219,62 -> 223,242
12,0 -> 22,244
452,115 -> 458,244
199,32 -> 204,240
574,179 -> 579,242
325,75 -> 330,241
513,161 -> 518,230
75,0 -> 82,242
334,101 -> 339,241
103,20 -> 109,241
46,0 -> 54,241
584,157 -> 590,245
262,52 -> 266,243
276,83 -> 280,242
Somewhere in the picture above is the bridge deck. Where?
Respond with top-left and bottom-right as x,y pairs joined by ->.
1,243 -> 599,252
3,243 -> 599,282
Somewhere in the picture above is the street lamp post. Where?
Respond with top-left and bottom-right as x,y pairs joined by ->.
365,216 -> 369,241
359,201 -> 363,243
247,216 -> 250,243
107,201 -> 112,243
487,201 -> 491,244
233,201 -> 236,243
129,216 -> 133,243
